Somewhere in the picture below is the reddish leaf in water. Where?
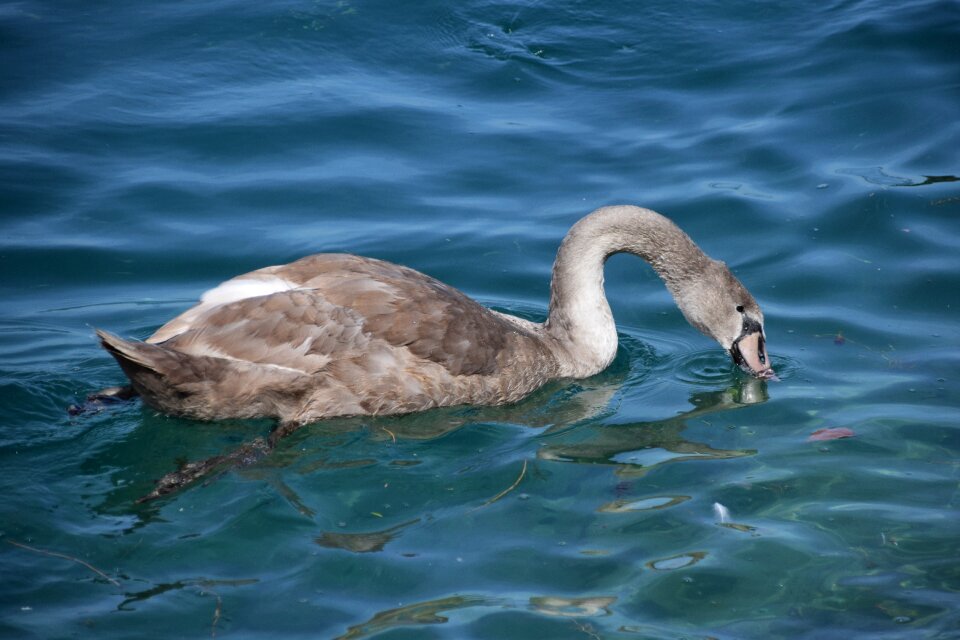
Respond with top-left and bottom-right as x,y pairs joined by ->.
808,427 -> 855,442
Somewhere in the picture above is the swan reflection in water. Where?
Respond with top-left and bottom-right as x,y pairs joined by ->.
535,375 -> 769,475
88,362 -> 769,531
84,368 -> 771,637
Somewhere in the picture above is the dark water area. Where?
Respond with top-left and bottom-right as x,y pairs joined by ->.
2,0 -> 959,638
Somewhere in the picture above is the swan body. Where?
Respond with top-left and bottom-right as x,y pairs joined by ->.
98,206 -> 774,424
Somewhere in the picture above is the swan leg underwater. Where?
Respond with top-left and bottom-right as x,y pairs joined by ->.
89,205 -> 775,499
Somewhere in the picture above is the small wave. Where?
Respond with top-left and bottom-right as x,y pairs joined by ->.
667,347 -> 799,386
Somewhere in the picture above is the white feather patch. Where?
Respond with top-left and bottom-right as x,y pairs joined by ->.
201,276 -> 299,306
194,343 -> 311,375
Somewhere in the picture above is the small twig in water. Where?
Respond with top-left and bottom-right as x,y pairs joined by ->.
381,427 -> 397,443
211,592 -> 222,638
572,619 -> 602,640
472,460 -> 527,511
6,539 -> 121,587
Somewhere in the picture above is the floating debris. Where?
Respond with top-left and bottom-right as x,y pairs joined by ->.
471,460 -> 527,511
712,502 -> 731,523
6,539 -> 121,587
808,427 -> 856,442
646,551 -> 707,571
529,595 -> 616,617
599,495 -> 689,513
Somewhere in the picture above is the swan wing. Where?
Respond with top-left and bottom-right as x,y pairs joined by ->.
153,254 -> 526,377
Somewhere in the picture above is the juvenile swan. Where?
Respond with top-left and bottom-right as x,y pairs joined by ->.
98,206 -> 775,424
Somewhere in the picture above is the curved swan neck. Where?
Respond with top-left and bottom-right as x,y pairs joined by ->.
545,206 -> 711,377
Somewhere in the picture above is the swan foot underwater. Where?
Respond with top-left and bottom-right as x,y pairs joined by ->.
84,205 -> 775,501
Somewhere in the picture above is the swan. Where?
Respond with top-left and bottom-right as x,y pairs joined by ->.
96,205 -> 775,424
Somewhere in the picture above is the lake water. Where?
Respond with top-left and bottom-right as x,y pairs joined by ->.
2,0 -> 958,638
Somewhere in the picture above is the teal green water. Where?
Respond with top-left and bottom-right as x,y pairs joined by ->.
2,1 -> 959,638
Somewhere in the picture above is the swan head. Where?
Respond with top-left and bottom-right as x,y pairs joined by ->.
673,260 -> 776,380
728,309 -> 777,381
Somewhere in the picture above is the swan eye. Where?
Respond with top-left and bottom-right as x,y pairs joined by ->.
736,305 -> 745,313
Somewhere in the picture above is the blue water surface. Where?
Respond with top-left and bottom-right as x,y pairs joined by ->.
2,0 -> 959,638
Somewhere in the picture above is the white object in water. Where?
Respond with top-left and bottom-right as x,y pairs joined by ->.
713,502 -> 731,523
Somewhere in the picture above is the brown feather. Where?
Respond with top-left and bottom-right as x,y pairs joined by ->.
98,255 -> 556,422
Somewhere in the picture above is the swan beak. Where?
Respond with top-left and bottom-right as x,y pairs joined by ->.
730,331 -> 778,381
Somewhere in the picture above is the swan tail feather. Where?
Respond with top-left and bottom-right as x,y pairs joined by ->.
95,329 -> 213,415
97,329 -> 180,379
